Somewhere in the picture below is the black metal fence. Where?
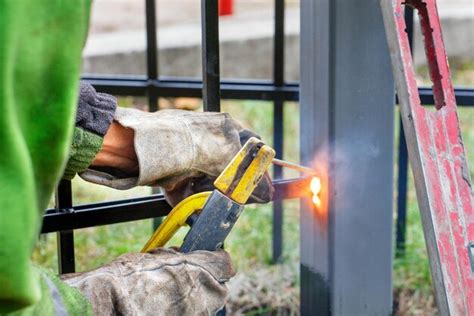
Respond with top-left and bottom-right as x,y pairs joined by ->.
42,1 -> 474,276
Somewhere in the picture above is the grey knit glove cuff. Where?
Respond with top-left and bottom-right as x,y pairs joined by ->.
77,81 -> 117,136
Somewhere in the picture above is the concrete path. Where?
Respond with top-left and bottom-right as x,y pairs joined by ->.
82,0 -> 473,80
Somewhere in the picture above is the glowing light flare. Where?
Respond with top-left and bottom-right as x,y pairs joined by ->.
310,177 -> 322,207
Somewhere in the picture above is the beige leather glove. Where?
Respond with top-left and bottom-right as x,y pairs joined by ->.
80,108 -> 273,205
61,248 -> 235,316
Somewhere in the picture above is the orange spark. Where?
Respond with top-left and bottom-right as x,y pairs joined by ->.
310,177 -> 321,207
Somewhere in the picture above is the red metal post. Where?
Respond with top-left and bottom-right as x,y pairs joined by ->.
381,0 -> 474,314
219,0 -> 233,16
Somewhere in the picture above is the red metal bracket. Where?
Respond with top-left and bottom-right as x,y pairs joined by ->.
381,0 -> 474,314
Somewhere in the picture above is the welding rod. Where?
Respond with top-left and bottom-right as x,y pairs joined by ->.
272,158 -> 317,175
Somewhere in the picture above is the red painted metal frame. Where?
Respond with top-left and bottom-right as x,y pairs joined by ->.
382,0 -> 474,314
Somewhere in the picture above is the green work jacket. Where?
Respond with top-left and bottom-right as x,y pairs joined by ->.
0,1 -> 93,314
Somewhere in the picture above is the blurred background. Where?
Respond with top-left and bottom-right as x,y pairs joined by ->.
34,1 -> 473,314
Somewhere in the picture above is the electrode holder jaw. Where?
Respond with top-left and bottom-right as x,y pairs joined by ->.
180,190 -> 244,253
142,137 -> 275,253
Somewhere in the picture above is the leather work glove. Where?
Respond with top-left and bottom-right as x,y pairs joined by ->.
80,108 -> 273,206
61,248 -> 235,315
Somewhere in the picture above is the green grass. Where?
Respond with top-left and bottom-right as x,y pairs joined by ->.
32,59 -> 473,314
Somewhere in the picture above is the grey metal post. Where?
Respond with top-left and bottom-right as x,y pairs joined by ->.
300,1 -> 394,315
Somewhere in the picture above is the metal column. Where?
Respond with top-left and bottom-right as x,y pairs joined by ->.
272,0 -> 285,263
300,1 -> 394,314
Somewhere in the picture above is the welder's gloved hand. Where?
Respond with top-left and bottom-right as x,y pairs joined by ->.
61,248 -> 235,315
163,127 -> 273,207
80,108 -> 273,205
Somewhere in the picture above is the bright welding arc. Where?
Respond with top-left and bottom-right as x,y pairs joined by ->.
310,177 -> 321,207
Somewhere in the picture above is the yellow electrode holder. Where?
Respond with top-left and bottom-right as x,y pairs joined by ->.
141,192 -> 211,252
141,137 -> 275,252
213,137 -> 275,204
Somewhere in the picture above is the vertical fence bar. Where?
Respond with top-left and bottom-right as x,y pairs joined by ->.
56,180 -> 75,274
396,119 -> 409,255
201,0 -> 221,112
145,0 -> 163,229
146,0 -> 158,112
395,5 -> 413,255
272,0 -> 285,263
200,5 -> 226,315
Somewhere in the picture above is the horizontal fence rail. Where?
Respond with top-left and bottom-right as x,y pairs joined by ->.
42,177 -> 311,234
82,76 -> 299,101
83,76 -> 474,106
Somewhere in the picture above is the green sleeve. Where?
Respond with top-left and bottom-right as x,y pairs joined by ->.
8,267 -> 92,316
0,0 -> 92,314
63,127 -> 104,180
